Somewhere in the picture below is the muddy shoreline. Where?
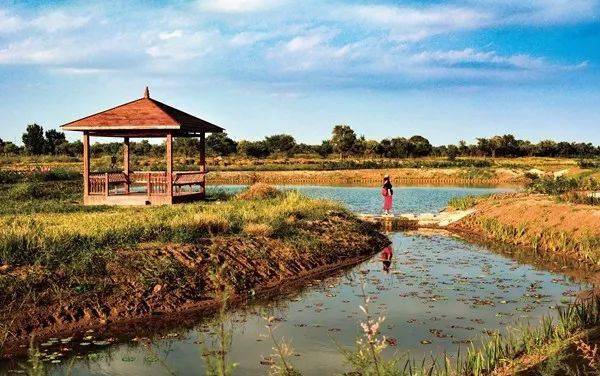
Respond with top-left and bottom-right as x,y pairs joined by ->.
0,213 -> 389,360
1,252 -> 378,360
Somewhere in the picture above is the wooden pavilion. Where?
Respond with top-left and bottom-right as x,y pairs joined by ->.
61,87 -> 224,205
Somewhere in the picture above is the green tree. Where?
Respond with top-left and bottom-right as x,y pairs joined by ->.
206,132 -> 237,156
265,134 -> 296,156
331,125 -> 357,158
56,141 -> 83,156
237,140 -> 269,158
174,138 -> 201,157
390,137 -> 410,158
318,140 -> 333,157
446,145 -> 459,160
44,129 -> 67,155
22,123 -> 46,155
363,139 -> 380,156
408,135 -> 432,157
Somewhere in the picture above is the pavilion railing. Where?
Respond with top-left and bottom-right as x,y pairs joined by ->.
173,171 -> 206,196
87,171 -> 205,197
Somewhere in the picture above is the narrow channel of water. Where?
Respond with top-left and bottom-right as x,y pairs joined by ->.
2,186 -> 584,376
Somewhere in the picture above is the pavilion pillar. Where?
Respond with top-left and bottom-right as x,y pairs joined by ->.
200,133 -> 206,173
166,133 -> 173,198
83,132 -> 90,198
123,137 -> 130,194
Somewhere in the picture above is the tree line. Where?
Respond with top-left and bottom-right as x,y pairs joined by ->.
1,123 -> 599,159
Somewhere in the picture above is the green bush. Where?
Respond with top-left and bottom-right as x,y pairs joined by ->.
6,182 -> 47,200
578,159 -> 600,169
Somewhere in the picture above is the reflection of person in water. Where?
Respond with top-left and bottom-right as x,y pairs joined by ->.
380,246 -> 393,273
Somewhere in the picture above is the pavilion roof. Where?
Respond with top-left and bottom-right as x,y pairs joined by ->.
61,87 -> 224,135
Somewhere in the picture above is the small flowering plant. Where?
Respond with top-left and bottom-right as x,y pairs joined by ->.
337,275 -> 402,376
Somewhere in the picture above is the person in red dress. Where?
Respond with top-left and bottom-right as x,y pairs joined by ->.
380,245 -> 393,273
381,175 -> 393,215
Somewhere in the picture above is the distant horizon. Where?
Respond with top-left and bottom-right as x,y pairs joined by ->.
1,1 -> 599,145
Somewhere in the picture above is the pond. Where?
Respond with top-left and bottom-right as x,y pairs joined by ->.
2,186 -> 585,376
208,185 -> 514,214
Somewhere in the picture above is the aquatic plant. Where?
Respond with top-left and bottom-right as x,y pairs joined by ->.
202,264 -> 237,376
338,275 -> 403,376
262,313 -> 302,376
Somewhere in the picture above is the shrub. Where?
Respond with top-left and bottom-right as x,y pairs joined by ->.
6,182 -> 47,200
237,183 -> 280,200
578,159 -> 600,169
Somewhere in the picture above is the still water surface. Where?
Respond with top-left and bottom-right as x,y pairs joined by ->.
208,185 -> 514,214
5,186 -> 584,376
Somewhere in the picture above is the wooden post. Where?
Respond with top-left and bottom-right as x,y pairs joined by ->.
200,133 -> 206,198
166,133 -> 173,198
200,133 -> 206,173
123,137 -> 130,194
83,132 -> 90,198
146,172 -> 151,197
104,173 -> 109,197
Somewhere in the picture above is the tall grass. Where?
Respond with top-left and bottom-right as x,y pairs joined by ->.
473,217 -> 600,264
0,190 -> 343,268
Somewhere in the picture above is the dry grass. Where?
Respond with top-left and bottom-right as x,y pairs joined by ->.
242,223 -> 274,237
236,183 -> 281,200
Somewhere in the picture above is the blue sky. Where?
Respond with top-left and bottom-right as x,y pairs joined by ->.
0,0 -> 599,145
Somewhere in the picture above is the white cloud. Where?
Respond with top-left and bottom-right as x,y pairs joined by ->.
230,31 -> 274,47
0,38 -> 72,64
335,5 -> 493,41
51,67 -> 115,75
145,30 -> 221,61
472,0 -> 599,24
198,0 -> 283,13
334,1 -> 599,42
410,48 -> 546,70
0,9 -> 23,33
30,11 -> 90,32
268,30 -> 377,72
159,30 -> 183,40
0,1 -> 591,87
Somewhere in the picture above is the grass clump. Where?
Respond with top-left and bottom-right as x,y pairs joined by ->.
447,195 -> 487,210
236,183 -> 281,200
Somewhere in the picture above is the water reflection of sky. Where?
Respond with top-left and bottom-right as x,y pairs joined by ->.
207,185 -> 513,214
36,232 -> 583,376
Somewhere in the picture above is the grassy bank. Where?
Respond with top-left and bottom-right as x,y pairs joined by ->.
0,184 -> 389,355
450,193 -> 600,267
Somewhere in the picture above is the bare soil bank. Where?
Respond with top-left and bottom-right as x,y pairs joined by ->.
0,212 -> 389,358
450,193 -> 600,268
207,168 -> 523,186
